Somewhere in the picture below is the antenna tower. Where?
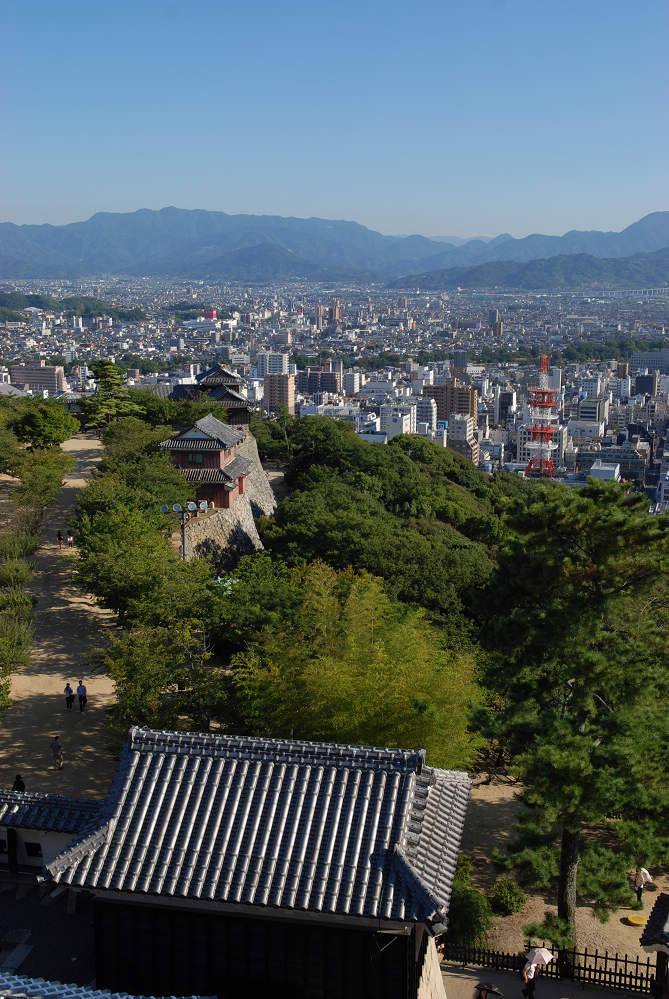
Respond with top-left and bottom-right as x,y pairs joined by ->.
524,354 -> 558,478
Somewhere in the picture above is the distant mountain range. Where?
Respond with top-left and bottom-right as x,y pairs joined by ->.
388,246 -> 669,291
0,207 -> 668,285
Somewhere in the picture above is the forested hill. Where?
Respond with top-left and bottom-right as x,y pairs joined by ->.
0,291 -> 145,322
389,245 -> 669,291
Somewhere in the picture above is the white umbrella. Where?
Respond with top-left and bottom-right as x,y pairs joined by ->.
526,948 -> 554,966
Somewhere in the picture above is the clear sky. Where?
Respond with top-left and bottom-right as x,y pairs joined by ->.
2,0 -> 667,237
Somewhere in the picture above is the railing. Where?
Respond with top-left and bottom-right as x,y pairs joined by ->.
442,942 -> 657,994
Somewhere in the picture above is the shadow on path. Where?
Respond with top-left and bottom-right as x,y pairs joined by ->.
0,434 -> 119,798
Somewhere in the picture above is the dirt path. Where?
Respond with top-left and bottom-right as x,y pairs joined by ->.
462,779 -> 668,961
0,434 -> 118,798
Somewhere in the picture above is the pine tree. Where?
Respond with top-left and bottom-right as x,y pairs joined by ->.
480,482 -> 669,939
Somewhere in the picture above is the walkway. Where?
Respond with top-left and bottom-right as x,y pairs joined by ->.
0,435 -> 118,798
443,965 -> 642,999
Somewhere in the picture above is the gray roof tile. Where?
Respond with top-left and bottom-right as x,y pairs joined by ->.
47,729 -> 470,926
160,415 -> 245,452
0,971 -> 211,999
0,792 -> 100,835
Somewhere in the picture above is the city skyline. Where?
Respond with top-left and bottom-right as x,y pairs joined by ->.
3,0 -> 668,236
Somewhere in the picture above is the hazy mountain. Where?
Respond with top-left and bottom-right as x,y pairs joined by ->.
0,207 -> 668,280
410,212 -> 669,271
0,208 -> 442,280
389,246 -> 669,291
428,235 -> 493,245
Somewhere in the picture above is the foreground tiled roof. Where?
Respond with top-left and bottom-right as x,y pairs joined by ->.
47,729 -> 470,926
0,972 -> 211,999
640,892 -> 669,954
0,792 -> 100,834
160,415 -> 245,452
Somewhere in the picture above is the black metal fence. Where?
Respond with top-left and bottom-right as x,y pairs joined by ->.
442,943 -> 657,994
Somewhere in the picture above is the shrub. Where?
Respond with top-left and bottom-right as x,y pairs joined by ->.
0,559 -> 34,587
0,528 -> 42,559
445,853 -> 492,946
446,883 -> 493,946
490,877 -> 527,915
524,913 -> 574,950
0,588 -> 35,616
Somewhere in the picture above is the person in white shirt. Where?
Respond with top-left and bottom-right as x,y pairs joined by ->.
77,679 -> 87,712
522,962 -> 537,999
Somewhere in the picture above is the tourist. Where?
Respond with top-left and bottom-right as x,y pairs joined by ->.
522,960 -> 538,999
66,529 -> 74,547
12,774 -> 25,792
51,736 -> 63,770
77,679 -> 87,712
64,682 -> 74,710
632,867 -> 650,906
57,531 -> 64,550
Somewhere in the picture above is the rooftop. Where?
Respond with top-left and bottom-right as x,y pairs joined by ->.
47,728 -> 471,927
0,792 -> 100,835
0,972 -> 211,999
640,891 -> 669,955
160,414 -> 245,452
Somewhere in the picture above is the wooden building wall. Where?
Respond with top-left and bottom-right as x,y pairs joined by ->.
94,899 -> 426,999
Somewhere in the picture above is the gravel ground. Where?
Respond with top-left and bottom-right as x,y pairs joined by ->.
461,778 -> 667,960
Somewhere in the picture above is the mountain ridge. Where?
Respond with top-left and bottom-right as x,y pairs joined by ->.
388,246 -> 669,291
0,207 -> 668,281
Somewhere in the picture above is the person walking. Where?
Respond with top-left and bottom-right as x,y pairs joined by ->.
77,679 -> 87,712
522,960 -> 538,999
66,529 -> 74,548
57,531 -> 64,550
631,867 -> 650,906
64,681 -> 74,710
12,774 -> 25,792
51,736 -> 63,770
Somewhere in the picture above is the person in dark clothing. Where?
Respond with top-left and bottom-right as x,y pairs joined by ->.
57,531 -> 64,550
12,774 -> 25,792
51,736 -> 63,770
66,529 -> 74,547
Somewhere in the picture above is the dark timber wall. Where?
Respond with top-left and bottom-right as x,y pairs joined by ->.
94,899 -> 424,999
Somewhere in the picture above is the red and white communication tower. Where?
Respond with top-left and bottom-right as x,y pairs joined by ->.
524,353 -> 559,478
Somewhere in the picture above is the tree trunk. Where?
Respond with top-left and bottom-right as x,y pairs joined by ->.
557,824 -> 580,941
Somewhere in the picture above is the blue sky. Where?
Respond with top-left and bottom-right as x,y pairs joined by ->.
2,0 -> 667,236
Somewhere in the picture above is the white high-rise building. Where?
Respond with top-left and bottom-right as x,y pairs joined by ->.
257,352 -> 289,377
380,404 -> 417,440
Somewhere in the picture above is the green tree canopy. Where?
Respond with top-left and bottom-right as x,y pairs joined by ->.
79,361 -> 144,426
10,400 -> 79,448
479,482 -> 669,939
233,561 -> 482,769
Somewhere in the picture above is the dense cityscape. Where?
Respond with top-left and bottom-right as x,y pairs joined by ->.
2,277 -> 668,508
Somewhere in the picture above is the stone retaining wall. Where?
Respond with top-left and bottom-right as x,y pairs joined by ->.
235,433 -> 277,517
183,499 -> 262,570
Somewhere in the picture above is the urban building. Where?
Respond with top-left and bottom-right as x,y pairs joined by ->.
630,350 -> 669,374
447,413 -> 480,464
10,360 -> 67,395
264,372 -> 295,414
422,380 -> 478,427
257,351 -> 289,377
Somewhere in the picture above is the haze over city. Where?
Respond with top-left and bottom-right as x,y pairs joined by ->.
3,0 -> 668,236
